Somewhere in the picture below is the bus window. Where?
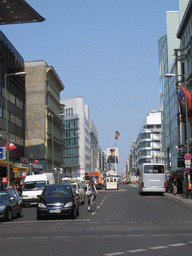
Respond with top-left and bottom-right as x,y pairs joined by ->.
144,165 -> 164,174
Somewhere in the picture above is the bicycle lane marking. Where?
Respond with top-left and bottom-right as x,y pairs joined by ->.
92,195 -> 109,215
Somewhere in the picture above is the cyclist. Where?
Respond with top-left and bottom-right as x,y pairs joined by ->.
86,177 -> 98,211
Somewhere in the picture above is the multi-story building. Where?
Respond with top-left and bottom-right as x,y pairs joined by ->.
60,97 -> 92,178
0,31 -> 26,182
158,0 -> 190,171
24,61 -> 65,175
158,11 -> 180,172
98,146 -> 105,174
128,140 -> 136,176
136,111 -> 163,168
90,119 -> 98,172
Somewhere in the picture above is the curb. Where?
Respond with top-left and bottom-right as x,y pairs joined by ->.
164,192 -> 192,206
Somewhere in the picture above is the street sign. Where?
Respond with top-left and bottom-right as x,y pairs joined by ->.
185,159 -> 191,167
186,168 -> 190,174
0,147 -> 6,160
184,153 -> 191,160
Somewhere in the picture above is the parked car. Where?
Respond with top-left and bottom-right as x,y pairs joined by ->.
37,184 -> 79,220
0,188 -> 23,221
70,181 -> 85,204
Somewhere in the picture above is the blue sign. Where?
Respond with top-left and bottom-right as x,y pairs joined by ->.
0,147 -> 6,160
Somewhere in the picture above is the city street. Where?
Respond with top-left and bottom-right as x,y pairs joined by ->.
1,184 -> 192,256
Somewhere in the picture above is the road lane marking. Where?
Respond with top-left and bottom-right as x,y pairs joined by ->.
30,236 -> 48,239
102,235 -> 121,237
2,219 -> 91,225
149,246 -> 168,250
53,236 -> 71,238
7,237 -> 24,240
104,252 -> 125,256
168,243 -> 186,247
127,249 -> 147,253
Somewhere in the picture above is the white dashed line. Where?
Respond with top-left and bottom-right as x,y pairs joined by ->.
149,246 -> 168,250
104,252 -> 125,256
168,243 -> 186,247
127,249 -> 147,253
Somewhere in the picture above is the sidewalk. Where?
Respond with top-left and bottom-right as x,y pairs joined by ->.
164,192 -> 192,206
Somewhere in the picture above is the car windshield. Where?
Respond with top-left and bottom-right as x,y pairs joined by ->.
43,185 -> 72,196
0,192 -> 8,202
23,181 -> 46,190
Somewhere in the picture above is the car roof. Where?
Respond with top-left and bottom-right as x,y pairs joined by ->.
45,183 -> 72,187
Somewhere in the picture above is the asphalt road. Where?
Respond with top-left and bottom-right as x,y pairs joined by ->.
1,184 -> 192,256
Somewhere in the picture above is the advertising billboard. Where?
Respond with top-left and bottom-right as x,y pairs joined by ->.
106,147 -> 119,171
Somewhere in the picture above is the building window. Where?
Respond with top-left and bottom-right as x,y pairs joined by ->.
0,107 -> 2,117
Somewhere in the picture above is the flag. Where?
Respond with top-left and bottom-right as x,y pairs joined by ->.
4,141 -> 16,152
180,84 -> 192,110
115,131 -> 120,140
179,85 -> 192,119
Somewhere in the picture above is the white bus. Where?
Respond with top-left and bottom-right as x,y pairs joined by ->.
138,163 -> 166,195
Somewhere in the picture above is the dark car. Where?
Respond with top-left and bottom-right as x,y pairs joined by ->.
37,184 -> 79,220
0,188 -> 23,221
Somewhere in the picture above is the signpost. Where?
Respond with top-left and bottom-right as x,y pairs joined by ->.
0,147 -> 6,160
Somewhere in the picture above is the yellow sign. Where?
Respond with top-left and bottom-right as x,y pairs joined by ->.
13,167 -> 19,172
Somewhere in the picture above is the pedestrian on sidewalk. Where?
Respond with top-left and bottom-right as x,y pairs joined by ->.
173,178 -> 178,195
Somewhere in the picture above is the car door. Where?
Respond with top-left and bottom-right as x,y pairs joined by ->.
7,190 -> 18,215
72,187 -> 79,208
78,183 -> 83,202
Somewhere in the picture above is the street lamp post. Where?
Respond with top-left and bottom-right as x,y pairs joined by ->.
165,74 -> 189,153
5,72 -> 26,187
165,73 -> 190,197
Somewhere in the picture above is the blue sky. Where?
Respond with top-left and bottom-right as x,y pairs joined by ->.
1,0 -> 179,173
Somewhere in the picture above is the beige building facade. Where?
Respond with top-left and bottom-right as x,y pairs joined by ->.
24,61 -> 65,173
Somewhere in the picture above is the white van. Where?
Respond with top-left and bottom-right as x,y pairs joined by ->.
22,173 -> 55,206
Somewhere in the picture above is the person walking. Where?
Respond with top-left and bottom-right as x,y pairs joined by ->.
173,178 -> 178,195
86,177 -> 98,211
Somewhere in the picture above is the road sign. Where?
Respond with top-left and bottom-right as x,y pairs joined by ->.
185,159 -> 191,167
186,168 -> 190,174
184,153 -> 191,160
0,147 -> 6,160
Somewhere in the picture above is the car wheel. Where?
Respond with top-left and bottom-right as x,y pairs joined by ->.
6,208 -> 12,221
17,207 -> 23,218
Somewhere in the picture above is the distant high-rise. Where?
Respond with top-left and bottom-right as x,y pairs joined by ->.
60,97 -> 92,178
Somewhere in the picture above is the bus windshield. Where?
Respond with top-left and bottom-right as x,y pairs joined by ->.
144,165 -> 164,174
